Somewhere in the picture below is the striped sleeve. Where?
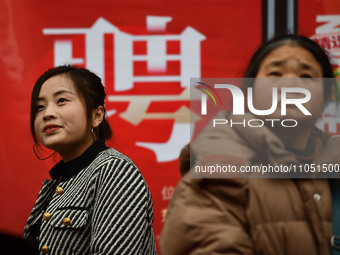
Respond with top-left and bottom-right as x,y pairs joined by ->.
90,155 -> 156,255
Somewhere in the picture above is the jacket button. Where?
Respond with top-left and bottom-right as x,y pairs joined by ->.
63,217 -> 71,226
41,245 -> 49,254
314,193 -> 321,201
43,212 -> 51,221
56,187 -> 64,195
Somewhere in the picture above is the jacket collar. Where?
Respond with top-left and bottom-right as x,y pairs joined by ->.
49,139 -> 107,181
231,112 -> 333,165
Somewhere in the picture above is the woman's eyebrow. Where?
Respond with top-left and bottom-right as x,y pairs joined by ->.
299,62 -> 319,75
263,60 -> 284,69
269,60 -> 284,67
36,90 -> 74,102
53,90 -> 74,97
265,60 -> 320,75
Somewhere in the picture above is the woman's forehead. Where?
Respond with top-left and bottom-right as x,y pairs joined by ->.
39,74 -> 77,96
259,45 -> 322,74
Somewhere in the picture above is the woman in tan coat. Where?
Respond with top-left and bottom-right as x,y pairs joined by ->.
160,34 -> 340,255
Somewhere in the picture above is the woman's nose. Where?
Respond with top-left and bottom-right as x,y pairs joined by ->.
43,114 -> 55,121
42,106 -> 56,121
277,76 -> 303,88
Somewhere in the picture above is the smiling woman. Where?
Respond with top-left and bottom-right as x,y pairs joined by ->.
24,66 -> 157,255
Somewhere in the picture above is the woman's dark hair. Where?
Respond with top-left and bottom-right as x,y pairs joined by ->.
30,65 -> 112,143
244,34 -> 336,100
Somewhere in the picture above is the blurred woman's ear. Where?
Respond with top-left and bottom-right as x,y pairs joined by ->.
92,106 -> 104,128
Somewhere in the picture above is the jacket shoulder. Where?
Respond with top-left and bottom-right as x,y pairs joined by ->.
87,148 -> 140,175
160,173 -> 251,255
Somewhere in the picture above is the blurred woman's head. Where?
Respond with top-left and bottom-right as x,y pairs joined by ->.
242,34 -> 337,149
244,34 -> 334,101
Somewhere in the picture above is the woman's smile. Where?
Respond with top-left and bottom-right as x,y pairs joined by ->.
43,124 -> 62,133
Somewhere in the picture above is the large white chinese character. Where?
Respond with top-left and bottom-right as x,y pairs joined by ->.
43,16 -> 205,91
43,16 -> 205,162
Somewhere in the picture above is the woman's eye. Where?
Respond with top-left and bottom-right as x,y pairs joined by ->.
268,71 -> 281,77
36,105 -> 45,111
300,74 -> 313,78
57,98 -> 68,104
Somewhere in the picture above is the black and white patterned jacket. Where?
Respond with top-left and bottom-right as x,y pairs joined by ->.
23,141 -> 157,255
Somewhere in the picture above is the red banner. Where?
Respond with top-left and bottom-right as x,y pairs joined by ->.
2,0 -> 339,253
0,1 -> 262,251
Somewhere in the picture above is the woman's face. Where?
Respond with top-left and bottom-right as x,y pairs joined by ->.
34,74 -> 93,161
252,44 -> 324,126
